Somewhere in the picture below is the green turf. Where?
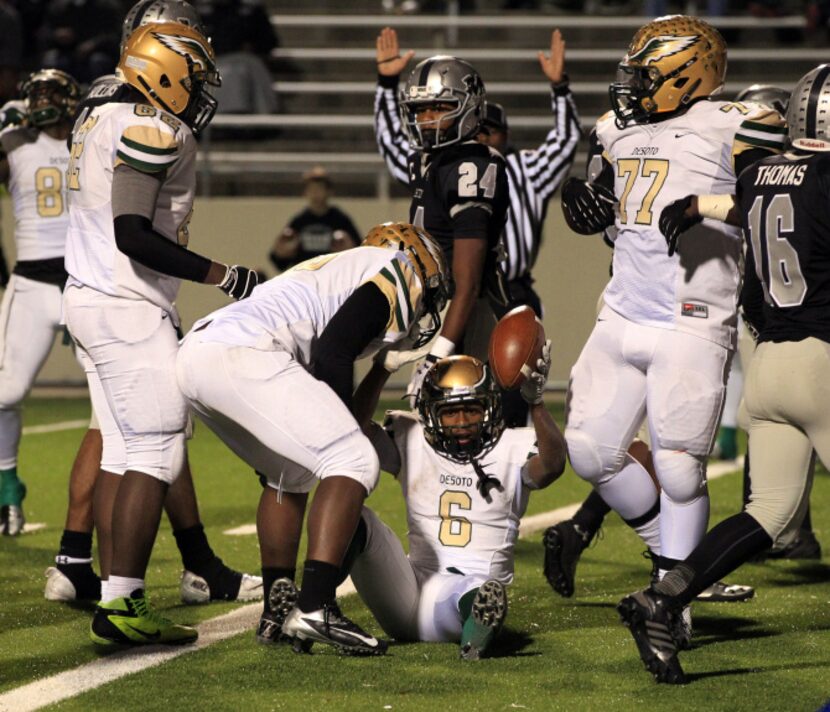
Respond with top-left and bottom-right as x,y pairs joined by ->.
0,399 -> 828,711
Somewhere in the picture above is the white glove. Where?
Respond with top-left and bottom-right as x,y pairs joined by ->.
520,339 -> 552,405
374,342 -> 433,374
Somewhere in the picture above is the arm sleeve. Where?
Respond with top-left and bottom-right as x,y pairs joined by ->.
517,84 -> 581,202
313,282 -> 392,408
374,74 -> 411,186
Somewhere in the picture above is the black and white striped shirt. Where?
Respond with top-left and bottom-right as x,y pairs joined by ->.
374,76 -> 581,281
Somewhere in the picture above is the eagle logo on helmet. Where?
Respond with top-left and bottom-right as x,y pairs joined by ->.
152,31 -> 213,73
628,35 -> 699,66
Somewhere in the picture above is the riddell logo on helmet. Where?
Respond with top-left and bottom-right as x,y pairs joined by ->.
798,139 -> 830,149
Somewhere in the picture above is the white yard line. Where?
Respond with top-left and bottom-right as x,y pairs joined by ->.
0,457 -> 744,712
22,419 -> 88,435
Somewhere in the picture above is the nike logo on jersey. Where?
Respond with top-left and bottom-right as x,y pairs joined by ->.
674,132 -> 693,139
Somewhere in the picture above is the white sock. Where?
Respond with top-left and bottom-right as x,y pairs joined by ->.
106,575 -> 145,600
100,579 -> 110,602
660,490 -> 710,562
55,554 -> 93,566
632,513 -> 661,555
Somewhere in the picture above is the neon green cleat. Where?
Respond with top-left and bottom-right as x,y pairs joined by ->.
90,589 -> 198,647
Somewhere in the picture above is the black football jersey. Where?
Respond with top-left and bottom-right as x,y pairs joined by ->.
407,141 -> 509,299
737,151 -> 830,344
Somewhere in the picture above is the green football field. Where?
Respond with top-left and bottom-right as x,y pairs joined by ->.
0,398 -> 828,712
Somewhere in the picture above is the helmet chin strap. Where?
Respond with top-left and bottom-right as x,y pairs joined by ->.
470,457 -> 502,504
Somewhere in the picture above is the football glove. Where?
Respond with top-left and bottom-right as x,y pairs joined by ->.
659,195 -> 702,257
374,342 -> 433,374
520,339 -> 552,405
218,265 -> 259,300
406,354 -> 439,409
561,177 -> 617,235
0,100 -> 26,130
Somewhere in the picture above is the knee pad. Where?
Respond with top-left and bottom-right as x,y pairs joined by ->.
565,428 -> 626,484
0,373 -> 28,409
653,449 -> 707,504
317,430 -> 380,494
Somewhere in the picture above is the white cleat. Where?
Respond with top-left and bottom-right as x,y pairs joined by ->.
44,567 -> 77,601
180,570 -> 263,604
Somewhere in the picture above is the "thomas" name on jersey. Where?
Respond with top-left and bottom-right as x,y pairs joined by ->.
754,164 -> 807,187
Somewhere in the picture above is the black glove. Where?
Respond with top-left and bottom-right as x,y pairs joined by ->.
218,265 -> 259,300
561,177 -> 617,235
659,195 -> 702,257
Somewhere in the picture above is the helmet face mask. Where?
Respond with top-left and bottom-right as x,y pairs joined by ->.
21,69 -> 81,128
786,64 -> 830,152
361,222 -> 450,347
400,56 -> 485,152
418,356 -> 504,463
610,15 -> 727,128
121,0 -> 207,54
118,22 -> 221,134
735,84 -> 789,116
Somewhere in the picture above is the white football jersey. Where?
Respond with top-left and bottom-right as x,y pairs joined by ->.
1,126 -> 69,261
64,101 -> 197,312
597,100 -> 786,348
385,410 -> 537,584
192,246 -> 425,368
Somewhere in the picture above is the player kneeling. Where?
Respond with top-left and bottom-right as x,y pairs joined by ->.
341,352 -> 565,659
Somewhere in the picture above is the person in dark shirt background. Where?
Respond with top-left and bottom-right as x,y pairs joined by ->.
269,167 -> 361,272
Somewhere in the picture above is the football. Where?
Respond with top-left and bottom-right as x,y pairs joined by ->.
488,306 -> 546,390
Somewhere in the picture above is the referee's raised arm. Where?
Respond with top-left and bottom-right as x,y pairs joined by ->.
373,27 -> 414,186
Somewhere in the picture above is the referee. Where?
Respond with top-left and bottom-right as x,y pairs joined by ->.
374,28 -> 581,425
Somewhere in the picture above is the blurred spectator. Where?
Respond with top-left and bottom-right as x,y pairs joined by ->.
195,0 -> 280,138
38,0 -> 121,85
382,0 -> 476,12
0,1 -> 22,103
269,167 -> 361,273
643,0 -> 728,15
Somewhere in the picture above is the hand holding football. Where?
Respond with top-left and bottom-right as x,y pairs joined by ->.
488,306 -> 546,390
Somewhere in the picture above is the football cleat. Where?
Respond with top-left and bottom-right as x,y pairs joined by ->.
281,602 -> 387,656
180,567 -> 263,604
695,580 -> 755,603
618,589 -> 686,684
256,578 -> 298,645
0,504 -> 24,536
766,529 -> 822,560
44,563 -> 102,602
543,520 -> 593,598
90,589 -> 197,647
460,579 -> 508,661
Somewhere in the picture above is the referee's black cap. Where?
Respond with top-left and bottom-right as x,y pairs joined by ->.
482,102 -> 508,132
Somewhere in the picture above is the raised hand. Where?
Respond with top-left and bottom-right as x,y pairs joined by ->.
376,27 -> 415,77
538,29 -> 566,84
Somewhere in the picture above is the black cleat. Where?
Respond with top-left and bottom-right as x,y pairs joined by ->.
543,520 -> 592,598
767,529 -> 822,560
695,580 -> 755,603
256,578 -> 298,645
618,589 -> 686,685
282,602 -> 387,656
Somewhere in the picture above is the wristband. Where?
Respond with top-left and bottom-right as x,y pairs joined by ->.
697,194 -> 735,222
429,335 -> 455,359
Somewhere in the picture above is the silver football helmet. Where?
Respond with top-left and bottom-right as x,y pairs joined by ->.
735,84 -> 790,116
399,56 -> 486,152
786,65 -> 830,152
120,0 -> 206,53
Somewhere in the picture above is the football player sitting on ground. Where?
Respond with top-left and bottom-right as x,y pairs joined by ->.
176,222 -> 451,655
334,345 -> 565,660
0,69 -> 80,536
45,0 -> 262,608
618,64 -> 830,685
557,15 -> 785,645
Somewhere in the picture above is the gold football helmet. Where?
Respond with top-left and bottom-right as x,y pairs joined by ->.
418,355 -> 504,464
20,69 -> 81,128
363,222 -> 451,346
117,21 -> 220,134
610,15 -> 727,127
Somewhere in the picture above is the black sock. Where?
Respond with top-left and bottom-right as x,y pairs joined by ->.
173,524 -> 216,573
742,447 -> 752,509
338,515 -> 368,586
572,490 -> 612,537
802,504 -> 813,532
262,566 -> 296,613
58,529 -> 93,561
654,512 -> 772,606
298,560 -> 342,613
